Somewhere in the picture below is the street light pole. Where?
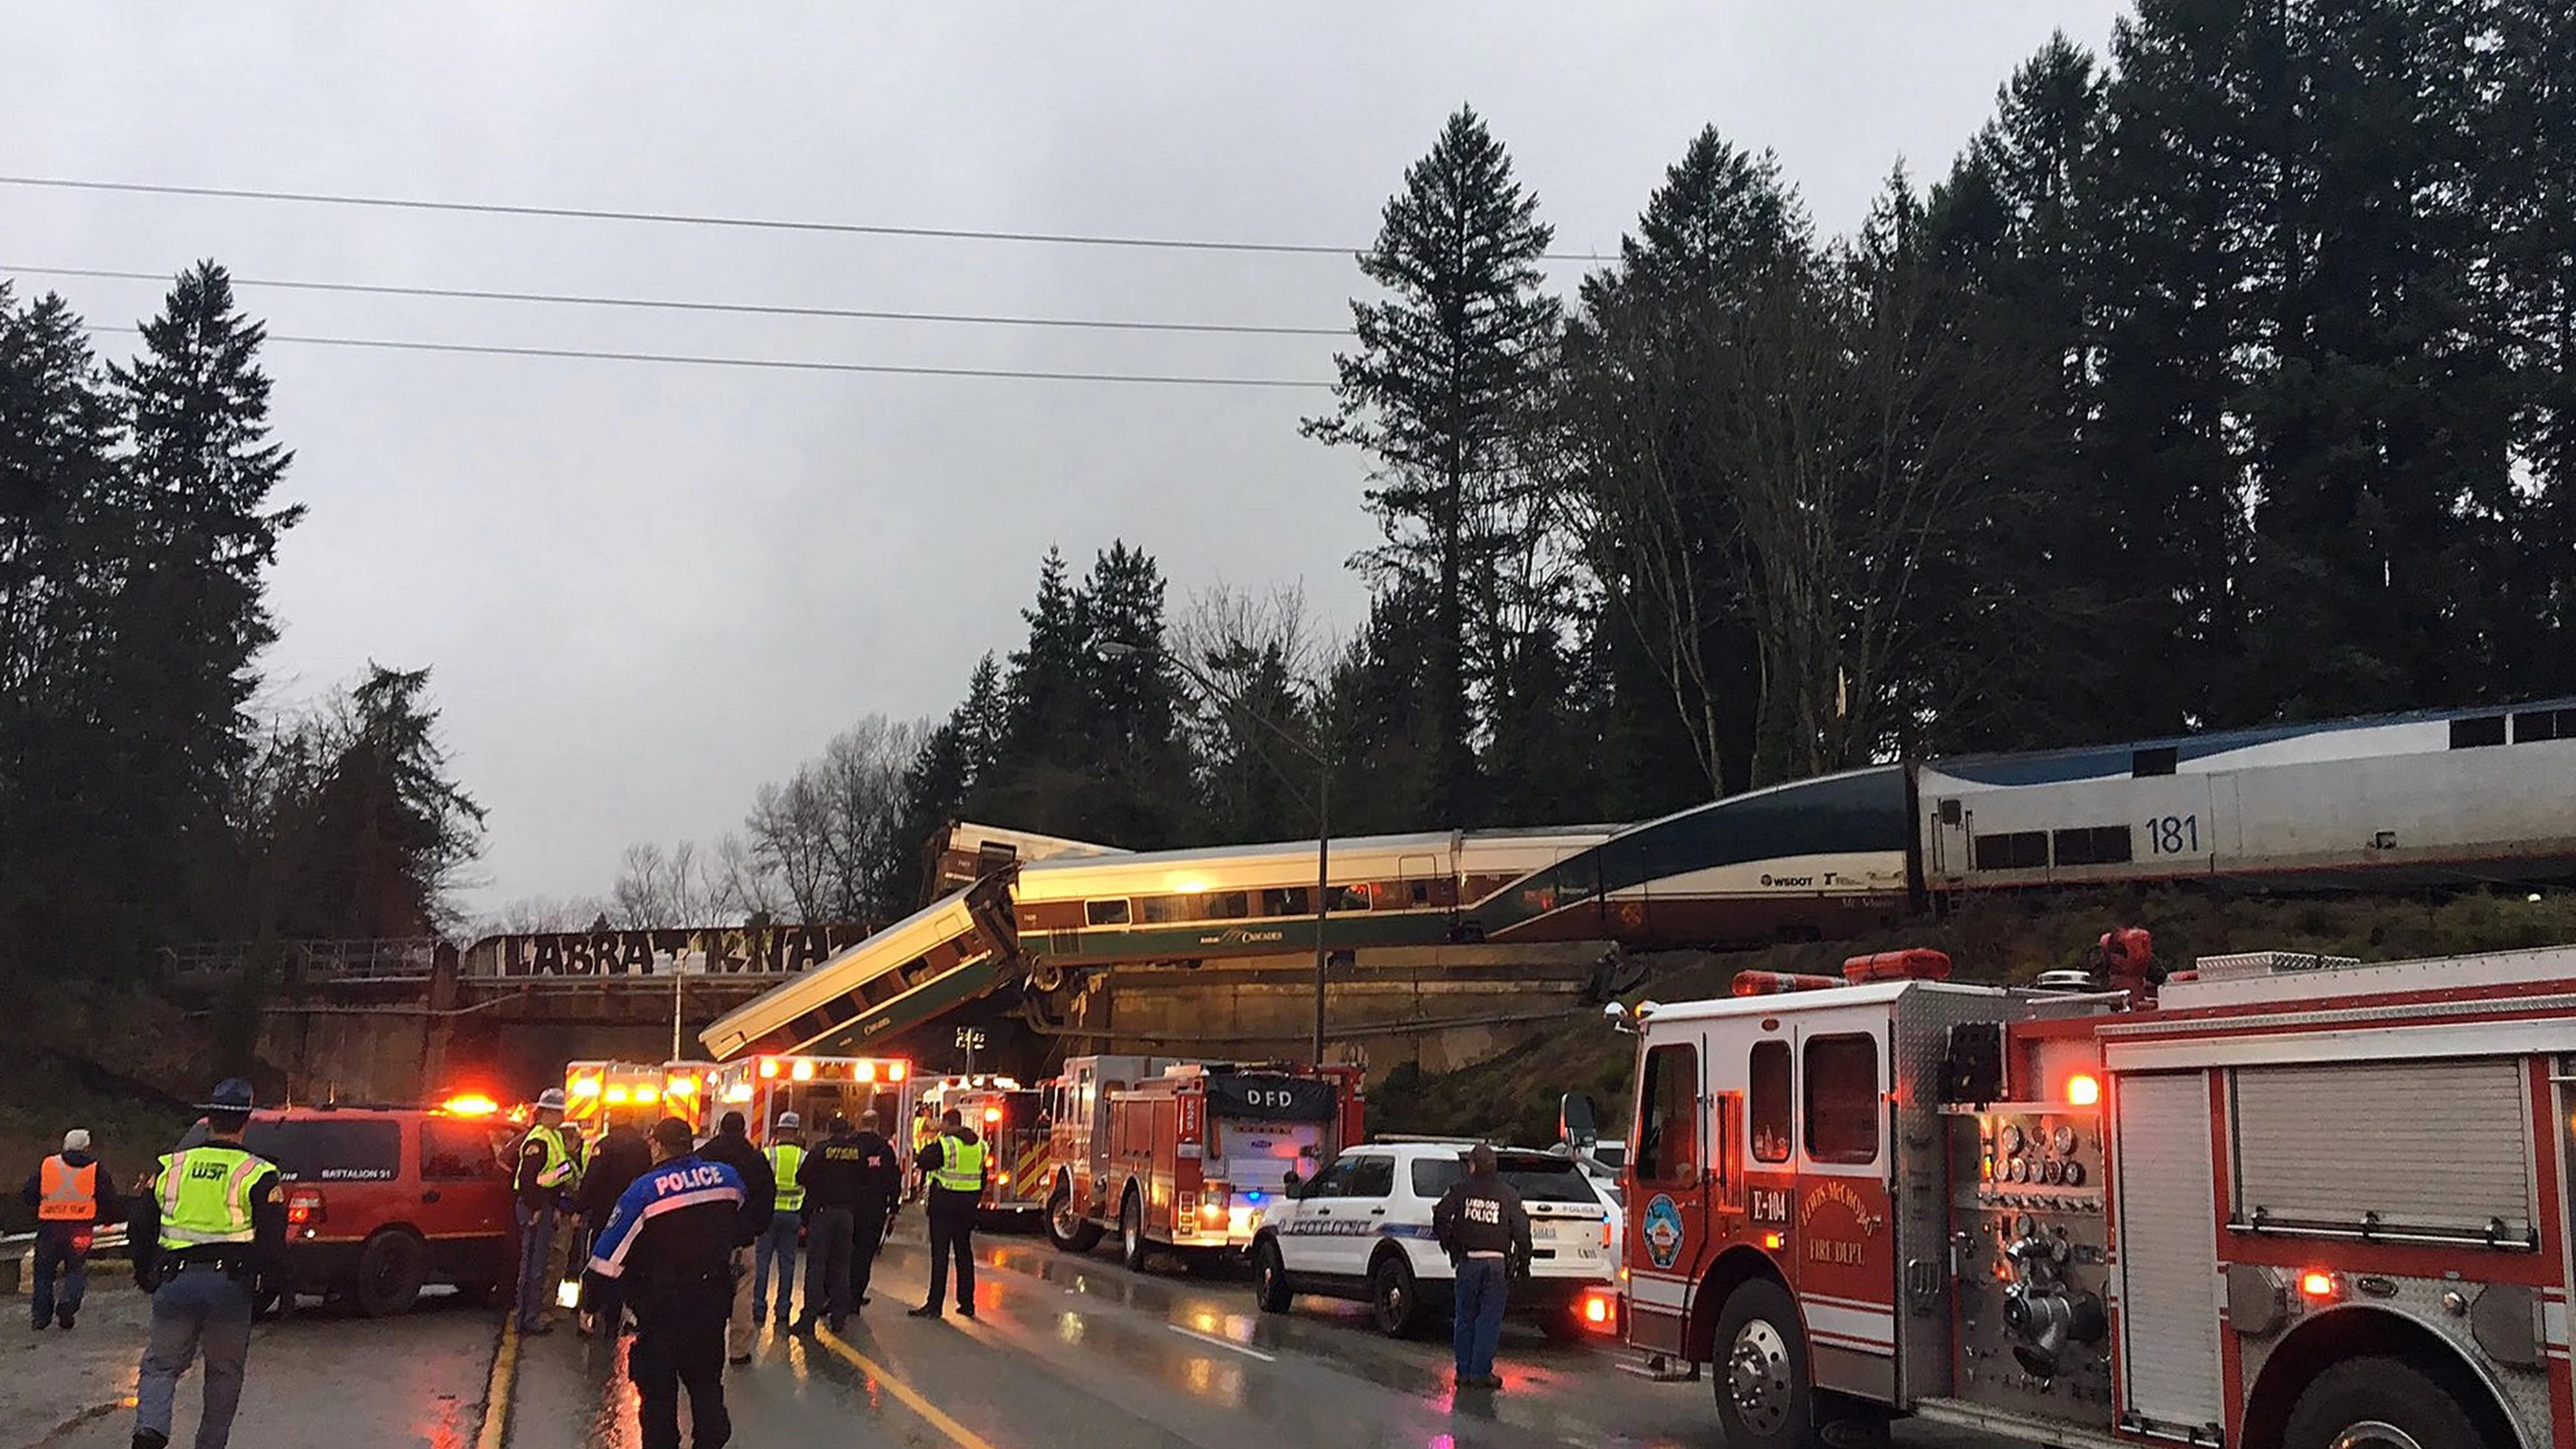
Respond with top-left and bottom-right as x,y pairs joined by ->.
1100,637 -> 1333,1068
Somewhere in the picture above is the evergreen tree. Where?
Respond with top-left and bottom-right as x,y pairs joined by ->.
1306,107 -> 1561,823
289,665 -> 486,937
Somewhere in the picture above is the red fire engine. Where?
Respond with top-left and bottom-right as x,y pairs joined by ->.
1040,1055 -> 1364,1270
1608,935 -> 2576,1449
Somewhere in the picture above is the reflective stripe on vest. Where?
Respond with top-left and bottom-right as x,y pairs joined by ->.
930,1136 -> 986,1194
768,1144 -> 806,1210
155,1146 -> 265,1248
38,1155 -> 97,1221
529,1124 -> 576,1190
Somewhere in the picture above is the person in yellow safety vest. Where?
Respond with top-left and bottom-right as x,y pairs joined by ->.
514,1088 -> 581,1335
906,1109 -> 986,1320
753,1112 -> 806,1329
21,1128 -> 122,1332
127,1077 -> 284,1449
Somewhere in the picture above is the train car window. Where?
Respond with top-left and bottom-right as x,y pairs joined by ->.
2131,746 -> 2178,777
1972,832 -> 2050,870
1261,888 -> 1312,917
1750,1041 -> 1793,1164
1331,885 -> 1372,912
1409,880 -> 1431,906
2513,709 -> 2573,743
1633,1043 -> 1699,1184
1803,1035 -> 1881,1166
1084,899 -> 1132,926
2451,715 -> 2508,748
2052,826 -> 2135,866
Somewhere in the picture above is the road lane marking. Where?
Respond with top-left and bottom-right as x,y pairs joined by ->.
1166,1324 -> 1276,1362
815,1328 -> 1003,1449
475,1321 -> 519,1449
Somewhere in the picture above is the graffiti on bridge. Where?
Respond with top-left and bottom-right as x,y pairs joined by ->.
473,924 -> 875,978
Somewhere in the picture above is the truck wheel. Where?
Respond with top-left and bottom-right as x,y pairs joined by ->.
1119,1188 -> 1149,1271
1369,1253 -> 1425,1338
1048,1181 -> 1103,1254
355,1230 -> 428,1319
2282,1357 -> 2499,1449
1712,1277 -> 1817,1449
1537,1301 -> 1586,1344
1252,1239 -> 1293,1314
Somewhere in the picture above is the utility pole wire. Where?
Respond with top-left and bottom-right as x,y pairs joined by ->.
0,174 -> 1613,263
8,263 -> 1350,338
81,324 -> 1333,388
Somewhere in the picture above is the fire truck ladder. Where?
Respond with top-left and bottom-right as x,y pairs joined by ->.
701,874 -> 1023,1061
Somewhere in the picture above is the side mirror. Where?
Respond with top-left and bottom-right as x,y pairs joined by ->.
1560,1091 -> 1601,1151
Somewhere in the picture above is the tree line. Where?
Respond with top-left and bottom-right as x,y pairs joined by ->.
605,2 -> 2576,923
0,265 -> 483,985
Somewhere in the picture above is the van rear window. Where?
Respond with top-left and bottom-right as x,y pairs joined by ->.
242,1120 -> 402,1183
1410,1155 -> 1601,1204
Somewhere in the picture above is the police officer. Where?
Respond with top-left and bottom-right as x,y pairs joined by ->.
23,1127 -> 120,1331
792,1112 -> 899,1333
1430,1144 -> 1532,1391
753,1113 -> 804,1329
128,1078 -> 284,1449
908,1108 -> 985,1320
694,1110 -> 772,1364
514,1088 -> 579,1335
590,1117 -> 745,1449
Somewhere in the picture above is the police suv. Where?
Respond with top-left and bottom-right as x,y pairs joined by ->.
1246,1138 -> 1620,1339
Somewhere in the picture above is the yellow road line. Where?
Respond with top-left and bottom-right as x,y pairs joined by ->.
475,1321 -> 521,1449
815,1328 -> 1002,1449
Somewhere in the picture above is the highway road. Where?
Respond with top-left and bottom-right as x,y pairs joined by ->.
3,1226 -> 2024,1448
505,1221 -> 2005,1449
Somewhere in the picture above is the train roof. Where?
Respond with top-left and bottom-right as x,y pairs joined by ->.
1925,695 -> 2576,788
1010,824 -> 1619,901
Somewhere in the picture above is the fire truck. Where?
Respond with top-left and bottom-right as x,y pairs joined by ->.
1606,936 -> 2576,1449
706,1054 -> 915,1144
1041,1055 -> 1364,1270
563,1061 -> 715,1138
911,1075 -> 1050,1217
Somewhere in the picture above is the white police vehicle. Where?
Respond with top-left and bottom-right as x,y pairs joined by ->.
1246,1138 -> 1620,1339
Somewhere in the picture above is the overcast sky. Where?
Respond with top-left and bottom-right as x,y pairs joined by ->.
5,3 -> 2130,913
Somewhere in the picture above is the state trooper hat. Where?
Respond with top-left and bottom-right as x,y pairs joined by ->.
197,1078 -> 256,1114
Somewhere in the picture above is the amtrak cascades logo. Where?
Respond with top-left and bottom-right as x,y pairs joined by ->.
1642,1194 -> 1686,1270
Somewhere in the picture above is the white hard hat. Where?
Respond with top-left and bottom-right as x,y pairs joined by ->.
63,1129 -> 90,1153
776,1112 -> 803,1130
535,1088 -> 569,1112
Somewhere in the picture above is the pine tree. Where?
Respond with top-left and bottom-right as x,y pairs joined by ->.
1306,107 -> 1561,823
290,665 -> 486,937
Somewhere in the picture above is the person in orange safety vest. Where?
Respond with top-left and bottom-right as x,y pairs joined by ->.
20,1128 -> 122,1331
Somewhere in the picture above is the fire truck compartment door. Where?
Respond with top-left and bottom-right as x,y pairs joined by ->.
1788,1023 -> 1899,1381
2113,1071 -> 2224,1434
1210,1120 -> 1323,1203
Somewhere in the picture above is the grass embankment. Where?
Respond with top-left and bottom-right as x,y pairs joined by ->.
1369,886 -> 2576,1148
0,986 -> 217,1234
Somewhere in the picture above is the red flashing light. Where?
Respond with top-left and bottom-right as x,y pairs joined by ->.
1581,1290 -> 1616,1331
757,1059 -> 780,1080
983,1106 -> 1003,1125
440,1093 -> 500,1117
2299,1270 -> 2341,1302
2066,1074 -> 2102,1108
1841,949 -> 1953,985
1732,971 -> 1842,997
1762,1232 -> 1786,1252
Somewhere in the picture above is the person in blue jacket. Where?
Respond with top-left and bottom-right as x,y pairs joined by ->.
589,1117 -> 748,1449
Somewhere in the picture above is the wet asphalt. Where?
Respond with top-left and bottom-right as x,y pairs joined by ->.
504,1218 -> 2013,1449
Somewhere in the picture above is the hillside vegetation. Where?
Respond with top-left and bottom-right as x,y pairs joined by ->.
1370,886 -> 2576,1148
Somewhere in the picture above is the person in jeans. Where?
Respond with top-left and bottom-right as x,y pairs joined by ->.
512,1089 -> 580,1335
23,1128 -> 121,1331
1431,1144 -> 1532,1391
752,1112 -> 806,1328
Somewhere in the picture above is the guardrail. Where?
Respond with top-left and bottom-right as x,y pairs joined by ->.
0,1224 -> 130,1294
163,938 -> 441,982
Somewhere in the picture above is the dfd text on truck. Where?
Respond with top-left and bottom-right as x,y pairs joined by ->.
1605,937 -> 2576,1449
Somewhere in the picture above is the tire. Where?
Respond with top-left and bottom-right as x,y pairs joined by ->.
1047,1181 -> 1103,1254
1712,1277 -> 1818,1449
1119,1188 -> 1149,1271
354,1230 -> 428,1319
1369,1252 -> 1425,1338
1537,1301 -> 1587,1344
2282,1357 -> 2499,1449
1252,1239 -> 1293,1314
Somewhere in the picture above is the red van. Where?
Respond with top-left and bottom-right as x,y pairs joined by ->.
240,1104 -> 519,1317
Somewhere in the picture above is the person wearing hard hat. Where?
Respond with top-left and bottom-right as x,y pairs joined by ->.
513,1088 -> 580,1335
21,1128 -> 121,1331
128,1078 -> 283,1449
753,1112 -> 805,1330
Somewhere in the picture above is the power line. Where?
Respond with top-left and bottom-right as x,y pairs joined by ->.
81,324 -> 1332,388
0,174 -> 1613,264
9,263 -> 1349,338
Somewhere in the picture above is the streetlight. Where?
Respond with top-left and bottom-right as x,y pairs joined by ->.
1097,638 -> 1334,1068
955,1026 -> 986,1078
